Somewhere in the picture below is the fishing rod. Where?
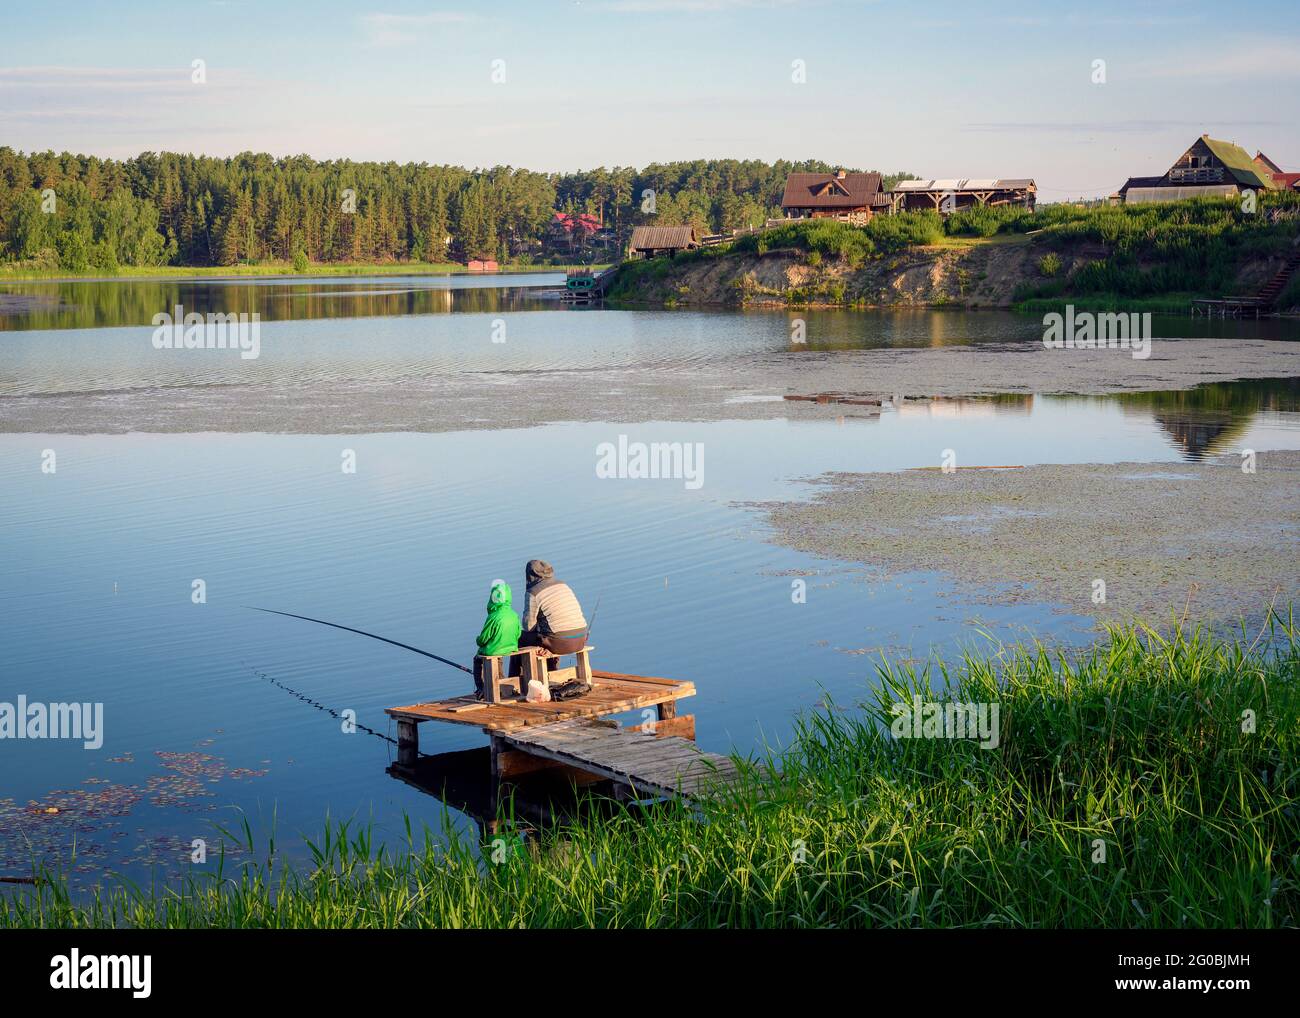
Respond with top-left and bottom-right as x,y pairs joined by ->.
244,606 -> 473,674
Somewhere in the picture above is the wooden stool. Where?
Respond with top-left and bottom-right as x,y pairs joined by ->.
474,649 -> 551,702
473,654 -> 506,703
519,649 -> 551,697
473,646 -> 597,703
531,645 -> 596,690
574,646 -> 594,686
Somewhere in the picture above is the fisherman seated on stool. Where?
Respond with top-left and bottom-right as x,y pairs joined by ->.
474,579 -> 521,699
510,559 -> 588,678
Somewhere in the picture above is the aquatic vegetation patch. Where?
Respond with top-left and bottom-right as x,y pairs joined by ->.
0,742 -> 266,885
753,452 -> 1300,624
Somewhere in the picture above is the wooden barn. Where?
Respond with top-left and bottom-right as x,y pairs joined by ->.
628,225 -> 699,259
780,170 -> 891,225
891,178 -> 1036,214
1118,135 -> 1276,204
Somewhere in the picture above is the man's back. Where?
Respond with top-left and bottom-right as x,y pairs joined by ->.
523,578 -> 587,637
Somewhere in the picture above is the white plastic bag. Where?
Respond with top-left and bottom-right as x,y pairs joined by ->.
525,679 -> 551,703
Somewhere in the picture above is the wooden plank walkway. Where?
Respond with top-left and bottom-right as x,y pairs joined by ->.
501,719 -> 741,801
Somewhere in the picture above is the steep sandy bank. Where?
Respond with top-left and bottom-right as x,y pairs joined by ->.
611,235 -> 1294,311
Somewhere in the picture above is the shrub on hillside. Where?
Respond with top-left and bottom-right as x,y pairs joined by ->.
732,219 -> 876,262
865,211 -> 944,251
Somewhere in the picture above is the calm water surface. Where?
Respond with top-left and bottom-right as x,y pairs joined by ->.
2,275 -> 1298,886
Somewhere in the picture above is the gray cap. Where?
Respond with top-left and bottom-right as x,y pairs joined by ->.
526,559 -> 554,583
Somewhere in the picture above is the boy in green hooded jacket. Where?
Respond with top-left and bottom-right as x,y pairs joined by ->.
476,580 -> 522,658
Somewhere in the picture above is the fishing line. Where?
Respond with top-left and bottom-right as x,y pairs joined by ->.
242,606 -> 472,761
243,662 -> 396,745
244,662 -> 453,766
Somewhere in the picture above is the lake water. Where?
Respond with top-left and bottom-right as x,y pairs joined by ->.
2,273 -> 1299,887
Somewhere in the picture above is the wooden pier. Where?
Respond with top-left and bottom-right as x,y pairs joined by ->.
386,666 -> 738,802
1191,297 -> 1271,318
562,265 -> 618,302
501,718 -> 738,801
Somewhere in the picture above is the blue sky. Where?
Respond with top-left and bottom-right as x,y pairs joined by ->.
1,0 -> 1297,198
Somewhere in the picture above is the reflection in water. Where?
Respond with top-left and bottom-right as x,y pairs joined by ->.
766,307 -> 1300,350
1116,377 -> 1300,460
387,748 -> 622,842
0,274 -> 565,331
898,395 -> 1035,418
7,275 -> 1300,345
910,379 -> 1299,461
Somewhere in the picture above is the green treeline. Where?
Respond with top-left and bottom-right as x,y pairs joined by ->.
0,148 -> 908,272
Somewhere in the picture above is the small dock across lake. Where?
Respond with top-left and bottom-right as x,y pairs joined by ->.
562,265 -> 618,302
1191,297 -> 1271,318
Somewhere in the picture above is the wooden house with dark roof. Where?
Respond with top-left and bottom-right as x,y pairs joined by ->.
628,224 -> 699,259
1119,135 -> 1277,204
780,170 -> 891,225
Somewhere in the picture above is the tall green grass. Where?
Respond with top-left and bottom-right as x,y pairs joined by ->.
5,616 -> 1296,928
1004,192 -> 1300,301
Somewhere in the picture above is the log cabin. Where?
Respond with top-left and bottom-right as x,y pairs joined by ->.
628,224 -> 699,259
780,170 -> 891,225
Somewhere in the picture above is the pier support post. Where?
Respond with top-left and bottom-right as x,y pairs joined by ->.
490,735 -> 506,781
657,699 -> 677,722
397,719 -> 419,769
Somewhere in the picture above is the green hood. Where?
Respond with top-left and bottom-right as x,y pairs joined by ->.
476,580 -> 522,657
486,581 -> 513,613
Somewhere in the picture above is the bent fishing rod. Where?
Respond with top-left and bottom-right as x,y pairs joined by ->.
244,606 -> 473,674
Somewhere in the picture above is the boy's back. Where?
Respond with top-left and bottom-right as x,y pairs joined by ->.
476,580 -> 521,656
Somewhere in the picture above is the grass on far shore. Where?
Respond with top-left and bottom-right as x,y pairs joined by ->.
4,613 -> 1296,929
1012,293 -> 1201,314
0,260 -> 602,282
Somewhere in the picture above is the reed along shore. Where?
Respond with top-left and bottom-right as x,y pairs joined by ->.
5,616 -> 1296,929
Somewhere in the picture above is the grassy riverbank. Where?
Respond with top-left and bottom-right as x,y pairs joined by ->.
4,616 -> 1296,929
609,194 -> 1300,311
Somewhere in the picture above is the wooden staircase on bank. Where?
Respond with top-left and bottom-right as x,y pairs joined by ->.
1256,241 -> 1300,311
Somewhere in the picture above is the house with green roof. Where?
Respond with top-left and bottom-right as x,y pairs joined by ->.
1117,134 -> 1277,204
